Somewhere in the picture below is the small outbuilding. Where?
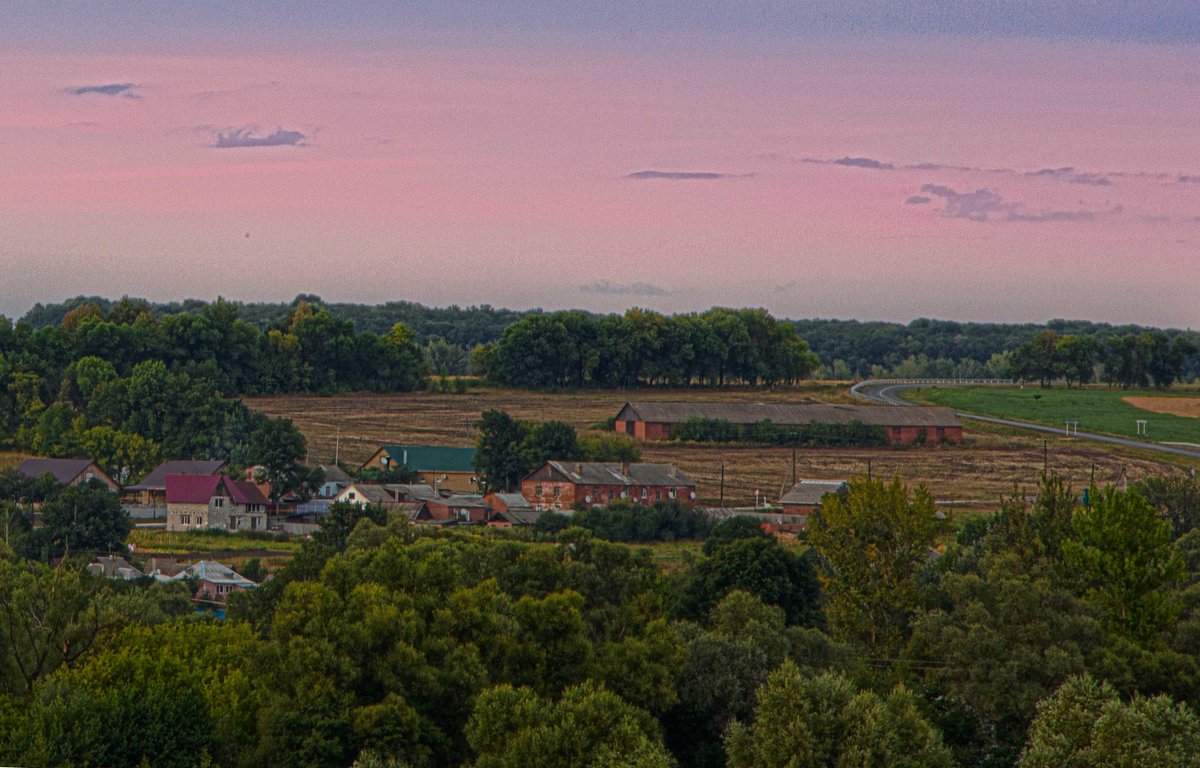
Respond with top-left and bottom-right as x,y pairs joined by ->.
16,458 -> 119,491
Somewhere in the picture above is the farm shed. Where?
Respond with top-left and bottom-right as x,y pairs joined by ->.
613,402 -> 963,445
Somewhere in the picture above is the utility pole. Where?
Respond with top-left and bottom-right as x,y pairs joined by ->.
1043,440 -> 1048,474
719,463 -> 725,508
867,459 -> 872,481
791,448 -> 797,486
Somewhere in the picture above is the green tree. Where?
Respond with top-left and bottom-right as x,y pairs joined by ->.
1019,675 -> 1200,768
474,409 -> 531,492
808,476 -> 939,656
250,416 -> 309,501
35,482 -> 130,557
466,681 -> 674,768
726,660 -> 953,768
1062,486 -> 1183,641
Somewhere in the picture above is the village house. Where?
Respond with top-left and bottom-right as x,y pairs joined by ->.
521,461 -> 696,512
360,445 -> 478,493
612,401 -> 963,445
316,464 -> 352,498
484,493 -> 540,527
87,555 -> 144,581
16,457 -> 119,491
122,459 -> 226,507
335,483 -> 401,507
165,474 -> 269,532
157,560 -> 257,604
421,493 -> 487,523
778,480 -> 848,527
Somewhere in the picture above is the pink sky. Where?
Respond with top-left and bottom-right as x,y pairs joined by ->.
1,36 -> 1198,325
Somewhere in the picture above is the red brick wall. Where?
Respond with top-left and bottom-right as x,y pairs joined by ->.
886,426 -> 964,445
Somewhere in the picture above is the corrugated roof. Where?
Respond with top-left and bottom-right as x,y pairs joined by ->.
340,484 -> 398,504
488,492 -> 532,510
780,480 -> 847,506
173,560 -> 256,587
127,460 -> 225,491
386,483 -> 439,501
494,508 -> 543,525
618,401 -> 961,428
17,458 -> 100,485
536,461 -> 695,487
378,445 -> 476,473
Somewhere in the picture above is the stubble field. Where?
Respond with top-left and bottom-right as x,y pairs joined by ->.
245,385 -> 1199,511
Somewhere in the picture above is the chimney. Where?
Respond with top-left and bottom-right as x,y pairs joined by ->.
669,465 -> 677,479
621,461 -> 630,477
574,463 -> 583,475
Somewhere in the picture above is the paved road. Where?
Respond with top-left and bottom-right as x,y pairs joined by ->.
852,380 -> 1200,461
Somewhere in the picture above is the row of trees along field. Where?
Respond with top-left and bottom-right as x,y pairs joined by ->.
473,308 -> 821,388
1007,328 -> 1198,388
5,472 -> 1200,767
16,296 -> 1200,383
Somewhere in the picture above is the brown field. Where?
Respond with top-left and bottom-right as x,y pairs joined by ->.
1124,396 -> 1200,420
244,387 -> 1199,512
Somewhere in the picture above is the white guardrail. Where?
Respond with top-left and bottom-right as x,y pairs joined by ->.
850,378 -> 1015,403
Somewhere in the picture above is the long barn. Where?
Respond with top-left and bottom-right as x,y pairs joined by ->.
613,401 -> 963,445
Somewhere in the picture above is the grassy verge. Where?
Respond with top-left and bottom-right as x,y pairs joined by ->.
128,528 -> 302,555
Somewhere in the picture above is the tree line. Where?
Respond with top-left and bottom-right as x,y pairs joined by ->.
3,471 -> 1200,766
0,298 -> 425,479
1008,328 -> 1197,389
473,308 -> 820,388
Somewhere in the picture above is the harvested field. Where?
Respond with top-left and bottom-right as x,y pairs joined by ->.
1124,396 -> 1200,420
246,388 -> 1199,511
0,452 -> 28,471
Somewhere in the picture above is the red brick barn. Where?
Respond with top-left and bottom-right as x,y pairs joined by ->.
613,402 -> 962,445
778,480 -> 847,528
521,461 -> 697,512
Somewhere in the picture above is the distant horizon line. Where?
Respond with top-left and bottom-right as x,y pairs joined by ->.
7,293 -> 1196,334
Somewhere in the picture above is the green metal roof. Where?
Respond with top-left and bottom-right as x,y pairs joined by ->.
380,445 -> 476,473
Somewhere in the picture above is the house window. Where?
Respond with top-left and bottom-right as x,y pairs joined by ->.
348,492 -> 356,500
553,486 -> 562,498
641,488 -> 648,499
535,485 -> 544,497
655,490 -> 662,501
182,515 -> 190,525
251,517 -> 259,530
213,497 -> 225,508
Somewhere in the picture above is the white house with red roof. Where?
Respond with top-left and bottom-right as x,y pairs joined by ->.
165,474 -> 269,532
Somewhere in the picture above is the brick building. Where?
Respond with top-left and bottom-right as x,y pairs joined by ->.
521,461 -> 696,512
612,402 -> 962,445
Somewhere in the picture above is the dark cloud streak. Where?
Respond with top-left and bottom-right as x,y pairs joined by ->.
578,280 -> 670,296
67,83 -> 139,98
212,128 -> 307,148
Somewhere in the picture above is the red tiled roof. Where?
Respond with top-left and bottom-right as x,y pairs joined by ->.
127,460 -> 225,491
165,474 -> 224,504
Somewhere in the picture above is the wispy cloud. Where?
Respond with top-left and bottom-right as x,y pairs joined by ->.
1025,167 -> 1113,186
833,156 -> 894,170
626,170 -> 744,180
1179,175 -> 1200,184
919,184 -> 1096,223
67,83 -> 139,99
212,128 -> 307,148
579,280 -> 670,296
904,195 -> 931,205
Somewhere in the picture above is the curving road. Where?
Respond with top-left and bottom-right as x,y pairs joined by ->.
851,379 -> 1200,461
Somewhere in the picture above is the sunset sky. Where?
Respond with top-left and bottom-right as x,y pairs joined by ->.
3,2 -> 1198,326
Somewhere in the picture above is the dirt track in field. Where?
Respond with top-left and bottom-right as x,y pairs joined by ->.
245,388 -> 1196,511
1124,396 -> 1200,420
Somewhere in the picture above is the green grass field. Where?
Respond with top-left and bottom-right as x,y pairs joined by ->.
128,528 -> 303,555
915,386 -> 1200,444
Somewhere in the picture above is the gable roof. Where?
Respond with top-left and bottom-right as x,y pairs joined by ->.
165,474 -> 224,504
386,483 -> 439,501
170,560 -> 256,587
493,508 -> 543,525
780,480 -> 848,506
17,458 -> 105,485
227,479 -> 269,506
339,484 -> 398,504
487,492 -> 533,510
127,460 -> 225,491
318,465 -> 352,484
375,445 -> 476,473
616,402 -> 961,428
530,461 -> 695,488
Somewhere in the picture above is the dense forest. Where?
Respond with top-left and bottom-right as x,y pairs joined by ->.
18,296 -> 1200,382
4,473 -> 1200,767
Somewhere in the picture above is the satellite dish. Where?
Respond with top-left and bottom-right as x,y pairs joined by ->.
689,491 -> 696,500
584,495 -> 592,504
